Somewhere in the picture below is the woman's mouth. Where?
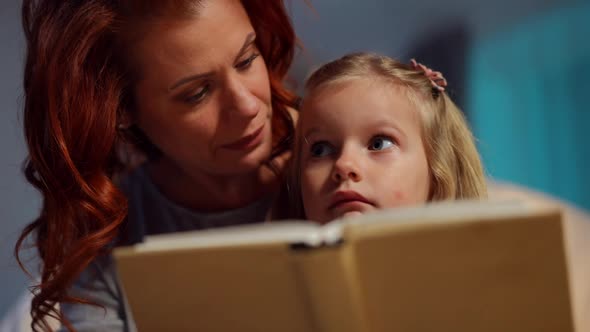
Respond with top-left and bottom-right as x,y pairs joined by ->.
222,124 -> 265,151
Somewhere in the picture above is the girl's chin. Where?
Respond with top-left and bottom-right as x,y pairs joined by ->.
316,210 -> 365,225
339,210 -> 364,220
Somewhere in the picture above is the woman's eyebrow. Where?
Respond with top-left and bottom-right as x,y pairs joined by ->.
233,32 -> 256,63
168,32 -> 257,91
169,71 -> 213,91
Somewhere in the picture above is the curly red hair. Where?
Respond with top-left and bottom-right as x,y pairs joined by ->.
15,1 -> 298,330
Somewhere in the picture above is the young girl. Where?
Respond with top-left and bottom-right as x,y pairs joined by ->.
291,53 -> 487,224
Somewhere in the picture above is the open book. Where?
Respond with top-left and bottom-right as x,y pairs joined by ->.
113,200 -> 573,332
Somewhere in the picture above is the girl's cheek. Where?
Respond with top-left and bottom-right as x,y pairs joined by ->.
392,190 -> 405,202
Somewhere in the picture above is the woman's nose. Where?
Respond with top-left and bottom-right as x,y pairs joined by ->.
224,76 -> 259,120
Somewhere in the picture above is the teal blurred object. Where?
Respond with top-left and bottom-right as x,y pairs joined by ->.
467,1 -> 590,211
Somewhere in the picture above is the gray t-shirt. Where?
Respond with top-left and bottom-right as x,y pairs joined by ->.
60,165 -> 275,332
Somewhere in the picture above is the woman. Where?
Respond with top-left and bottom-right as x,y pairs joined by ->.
15,0 -> 299,330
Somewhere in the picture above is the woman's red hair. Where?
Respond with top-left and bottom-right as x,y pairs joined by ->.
15,1 -> 298,331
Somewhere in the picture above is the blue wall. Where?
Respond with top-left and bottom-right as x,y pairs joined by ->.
468,2 -> 590,211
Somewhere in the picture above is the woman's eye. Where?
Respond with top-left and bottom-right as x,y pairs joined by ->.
368,136 -> 395,151
184,84 -> 210,104
309,141 -> 334,158
236,53 -> 260,70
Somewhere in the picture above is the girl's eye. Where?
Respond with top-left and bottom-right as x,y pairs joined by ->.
309,141 -> 334,158
236,53 -> 260,70
368,136 -> 395,151
184,84 -> 210,105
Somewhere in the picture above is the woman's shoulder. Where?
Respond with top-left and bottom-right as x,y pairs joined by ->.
61,253 -> 132,331
114,164 -> 147,194
113,165 -> 154,245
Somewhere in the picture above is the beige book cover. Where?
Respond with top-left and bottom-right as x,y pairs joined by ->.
114,200 -> 573,332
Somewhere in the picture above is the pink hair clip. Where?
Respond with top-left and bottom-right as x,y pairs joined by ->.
410,59 -> 448,92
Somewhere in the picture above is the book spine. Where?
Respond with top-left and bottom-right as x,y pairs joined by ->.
291,243 -> 368,332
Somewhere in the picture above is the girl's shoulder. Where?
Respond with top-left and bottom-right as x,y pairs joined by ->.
287,105 -> 299,124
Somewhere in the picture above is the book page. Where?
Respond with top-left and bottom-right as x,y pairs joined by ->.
120,199 -> 545,255
123,221 -> 324,253
343,199 -> 531,230
342,204 -> 573,332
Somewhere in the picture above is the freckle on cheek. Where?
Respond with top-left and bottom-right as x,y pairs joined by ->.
393,191 -> 405,202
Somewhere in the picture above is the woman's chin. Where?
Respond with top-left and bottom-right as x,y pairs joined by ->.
218,143 -> 273,175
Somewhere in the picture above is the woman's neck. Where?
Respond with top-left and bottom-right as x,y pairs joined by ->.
146,158 -> 281,213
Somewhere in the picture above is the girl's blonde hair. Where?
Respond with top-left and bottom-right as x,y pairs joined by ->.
290,52 -> 487,218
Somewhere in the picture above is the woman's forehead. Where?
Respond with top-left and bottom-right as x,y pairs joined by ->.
131,0 -> 255,83
136,1 -> 251,54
